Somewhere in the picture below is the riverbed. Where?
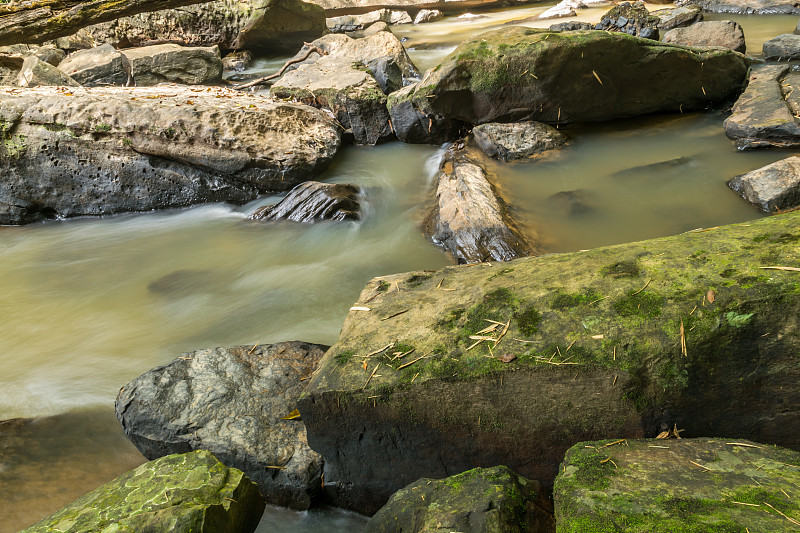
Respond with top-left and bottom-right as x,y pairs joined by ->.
1,4 -> 797,531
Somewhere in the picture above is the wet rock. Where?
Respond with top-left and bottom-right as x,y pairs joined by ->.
402,27 -> 747,127
367,466 -> 554,533
122,44 -> 222,85
234,0 -> 326,53
58,44 -> 131,86
222,50 -> 252,72
472,121 -> 568,161
728,156 -> 800,213
548,189 -> 597,216
653,5 -> 703,31
724,64 -> 800,149
595,1 -> 660,39
556,438 -> 800,532
662,20 -> 746,52
549,21 -> 595,31
364,21 -> 391,35
249,182 -> 361,222
0,86 -> 341,224
116,341 -> 328,510
763,33 -> 800,60
414,9 -> 443,23
367,55 -> 403,93
387,82 -> 468,144
423,143 -> 535,263
298,211 -> 800,514
611,156 -> 696,179
535,0 -> 581,21
17,56 -> 81,87
20,450 -> 265,533
675,0 -> 800,14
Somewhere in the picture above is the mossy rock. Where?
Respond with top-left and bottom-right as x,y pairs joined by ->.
20,450 -> 266,532
298,211 -> 800,514
556,438 -> 800,532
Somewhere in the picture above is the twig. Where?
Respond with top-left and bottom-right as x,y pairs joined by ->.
247,341 -> 260,355
760,266 -> 800,272
589,295 -> 609,305
234,45 -> 327,89
764,502 -> 800,525
365,342 -> 395,358
632,277 -> 652,296
362,363 -> 380,390
689,460 -> 711,471
381,309 -> 409,321
396,351 -> 433,370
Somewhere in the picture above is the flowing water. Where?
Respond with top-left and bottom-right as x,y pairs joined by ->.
2,4 -> 799,531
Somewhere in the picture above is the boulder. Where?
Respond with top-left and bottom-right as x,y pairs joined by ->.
556,438 -> 800,532
1,44 -> 68,66
85,0 -> 325,54
387,83 -> 469,144
297,211 -> 800,514
675,0 -> 800,14
222,50 -> 252,72
116,341 -> 328,510
535,0 -> 581,21
58,44 -> 132,86
394,27 -> 748,130
366,466 -> 554,533
122,44 -> 222,85
723,64 -> 800,149
472,121 -> 568,161
249,181 -> 361,222
423,143 -> 535,263
20,450 -> 265,533
595,1 -> 660,39
327,9 -> 410,32
763,33 -> 800,60
728,156 -> 800,213
364,21 -> 391,35
652,5 -> 703,31
17,56 -> 81,87
49,29 -> 96,51
611,156 -> 697,180
414,9 -> 444,23
662,20 -> 746,52
0,86 -> 341,224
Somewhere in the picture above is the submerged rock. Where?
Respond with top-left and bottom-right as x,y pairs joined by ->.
116,341 -> 327,509
122,44 -> 222,85
423,143 -> 535,263
414,9 -> 443,23
728,156 -> 800,212
367,466 -> 554,533
250,182 -> 361,222
0,86 -> 341,224
763,33 -> 800,60
298,211 -> 800,514
58,43 -> 132,86
595,1 -> 660,39
610,156 -> 696,179
662,20 -> 746,52
20,450 -> 265,533
472,121 -> 568,161
548,189 -> 597,216
556,438 -> 800,532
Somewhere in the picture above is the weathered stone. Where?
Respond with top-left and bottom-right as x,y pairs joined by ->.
116,342 -> 326,510
326,9 -> 409,32
387,82 -> 468,144
399,27 -> 748,128
596,1 -> 660,39
122,43 -> 222,85
233,0 -> 327,53
298,211 -> 800,514
367,55 -> 403,94
676,0 -> 800,13
652,5 -> 703,30
414,9 -> 443,23
728,156 -> 800,213
20,450 -> 265,533
249,181 -> 361,222
423,143 -> 535,263
58,44 -> 132,86
0,86 -> 341,224
49,29 -> 96,51
17,56 -> 81,87
222,50 -> 252,72
662,20 -> 745,52
763,33 -> 800,60
364,21 -> 391,35
556,438 -> 800,532
535,0 -> 580,21
549,21 -> 595,31
472,121 -> 568,161
723,64 -> 800,149
367,466 -> 554,533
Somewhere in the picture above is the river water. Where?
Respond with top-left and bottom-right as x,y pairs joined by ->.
1,5 -> 797,531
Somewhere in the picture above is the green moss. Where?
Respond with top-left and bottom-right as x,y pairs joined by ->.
571,447 -> 616,491
725,311 -> 754,328
612,290 -> 664,319
514,305 -> 541,337
601,260 -> 640,278
377,280 -> 390,292
334,350 -> 355,365
405,274 -> 432,288
94,123 -> 111,133
550,288 -> 603,310
487,267 -> 515,281
752,234 -> 771,243
719,268 -> 737,278
461,288 -> 520,337
436,308 -> 464,330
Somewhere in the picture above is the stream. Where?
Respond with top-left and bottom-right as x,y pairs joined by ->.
1,4 -> 797,531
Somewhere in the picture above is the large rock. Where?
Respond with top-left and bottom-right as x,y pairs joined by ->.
653,5 -> 703,31
116,341 -> 328,510
662,20 -> 746,52
366,466 -> 553,533
675,0 -> 800,13
387,82 -> 468,144
556,438 -> 800,532
85,0 -> 326,53
595,1 -> 660,39
472,121 -> 568,161
20,450 -> 266,533
17,56 -> 81,87
393,27 -> 748,131
763,33 -> 800,60
297,211 -> 800,514
58,43 -> 132,86
0,86 -> 341,224
728,156 -> 800,212
122,44 -> 222,85
414,9 -> 443,23
423,143 -> 535,263
723,64 -> 800,149
249,181 -> 361,222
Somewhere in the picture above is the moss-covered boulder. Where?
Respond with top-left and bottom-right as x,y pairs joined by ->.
555,438 -> 800,532
20,450 -> 266,532
366,466 -> 553,533
298,211 -> 800,514
392,27 -> 748,134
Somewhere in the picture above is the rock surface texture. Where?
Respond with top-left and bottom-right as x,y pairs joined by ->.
122,44 -> 222,85
367,466 -> 554,533
116,341 -> 328,510
58,43 -> 132,86
595,2 -> 660,39
249,182 -> 361,222
662,19 -> 746,52
20,450 -> 266,533
0,86 -> 341,224
423,143 -> 535,263
17,56 -> 81,87
728,156 -> 800,212
675,0 -> 800,13
298,211 -> 800,515
472,121 -> 568,161
556,438 -> 800,532
653,5 -> 703,30
763,33 -> 800,60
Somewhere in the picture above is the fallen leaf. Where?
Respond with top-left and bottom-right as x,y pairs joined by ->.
706,289 -> 716,303
498,353 -> 516,363
280,409 -> 301,420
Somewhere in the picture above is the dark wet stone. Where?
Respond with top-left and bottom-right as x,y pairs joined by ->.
249,182 -> 361,223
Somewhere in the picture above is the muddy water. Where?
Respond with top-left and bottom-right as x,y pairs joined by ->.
3,4 -> 799,532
